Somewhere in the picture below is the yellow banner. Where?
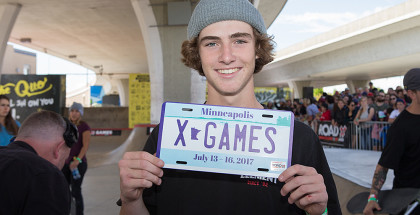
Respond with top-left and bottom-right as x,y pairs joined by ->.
129,74 -> 151,127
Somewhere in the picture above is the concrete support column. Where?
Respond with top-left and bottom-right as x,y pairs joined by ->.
116,78 -> 129,106
288,80 -> 311,99
0,3 -> 21,79
346,80 -> 369,94
131,0 -> 163,124
191,70 -> 207,104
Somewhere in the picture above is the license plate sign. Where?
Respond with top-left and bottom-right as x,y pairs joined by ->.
157,102 -> 294,178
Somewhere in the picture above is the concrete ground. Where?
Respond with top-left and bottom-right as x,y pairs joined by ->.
77,127 -> 148,215
82,163 -> 121,215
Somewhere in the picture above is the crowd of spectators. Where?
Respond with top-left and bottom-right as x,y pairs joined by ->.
265,82 -> 410,126
264,83 -> 411,149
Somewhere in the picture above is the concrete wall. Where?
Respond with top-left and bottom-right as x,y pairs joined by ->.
63,107 -> 128,128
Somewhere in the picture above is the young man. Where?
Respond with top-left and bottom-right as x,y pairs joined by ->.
118,0 -> 340,214
363,68 -> 420,215
371,92 -> 389,121
0,110 -> 78,214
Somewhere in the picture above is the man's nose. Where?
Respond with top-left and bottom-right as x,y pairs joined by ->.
218,44 -> 236,64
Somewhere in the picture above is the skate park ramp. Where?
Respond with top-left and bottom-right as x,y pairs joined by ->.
324,148 -> 394,215
87,125 -> 152,168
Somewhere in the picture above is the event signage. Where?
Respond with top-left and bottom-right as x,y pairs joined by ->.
317,121 -> 348,144
0,75 -> 65,122
157,102 -> 294,178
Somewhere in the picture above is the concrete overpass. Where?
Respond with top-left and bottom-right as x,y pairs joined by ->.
255,0 -> 420,98
0,0 -> 286,123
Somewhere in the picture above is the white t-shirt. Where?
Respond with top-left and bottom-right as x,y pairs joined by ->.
389,109 -> 401,119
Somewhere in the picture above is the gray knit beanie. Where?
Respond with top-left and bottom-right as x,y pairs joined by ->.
69,102 -> 84,116
187,0 -> 267,40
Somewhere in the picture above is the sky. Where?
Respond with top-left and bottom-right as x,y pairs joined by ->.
9,0 -> 408,95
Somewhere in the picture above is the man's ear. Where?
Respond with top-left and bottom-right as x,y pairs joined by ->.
54,141 -> 66,159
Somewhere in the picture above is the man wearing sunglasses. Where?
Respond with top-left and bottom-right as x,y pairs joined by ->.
0,110 -> 78,215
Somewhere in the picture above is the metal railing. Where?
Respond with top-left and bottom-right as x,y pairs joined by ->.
314,120 -> 391,151
352,121 -> 390,151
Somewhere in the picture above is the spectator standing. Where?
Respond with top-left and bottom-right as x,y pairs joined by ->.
389,94 -> 398,109
347,100 -> 359,148
332,99 -> 348,126
293,101 -> 306,121
354,96 -> 375,149
363,68 -> 420,215
396,89 -> 412,104
319,103 -> 331,121
0,110 -> 78,214
388,98 -> 405,123
371,92 -> 390,121
347,100 -> 359,122
326,95 -> 335,114
367,94 -> 374,106
62,102 -> 91,215
369,82 -> 374,92
266,100 -> 275,110
384,94 -> 390,106
0,95 -> 20,146
305,97 -> 319,127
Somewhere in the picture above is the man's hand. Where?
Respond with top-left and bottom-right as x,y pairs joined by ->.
279,164 -> 328,215
118,151 -> 164,204
363,200 -> 381,215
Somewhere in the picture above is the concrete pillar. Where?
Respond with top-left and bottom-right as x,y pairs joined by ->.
131,0 -> 164,124
0,3 -> 21,80
346,80 -> 369,94
288,80 -> 311,99
116,78 -> 129,106
191,70 -> 207,104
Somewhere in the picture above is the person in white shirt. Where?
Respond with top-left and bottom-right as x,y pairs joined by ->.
388,98 -> 405,123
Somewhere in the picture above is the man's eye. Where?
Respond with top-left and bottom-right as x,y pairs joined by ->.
205,42 -> 216,47
235,40 -> 247,44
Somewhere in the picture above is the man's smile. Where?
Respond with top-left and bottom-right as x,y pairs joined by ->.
216,68 -> 241,74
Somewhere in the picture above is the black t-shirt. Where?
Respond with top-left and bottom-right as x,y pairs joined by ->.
333,107 -> 348,125
143,121 -> 341,215
0,141 -> 70,215
379,109 -> 420,188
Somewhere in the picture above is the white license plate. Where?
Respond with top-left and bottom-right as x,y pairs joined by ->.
157,102 -> 294,178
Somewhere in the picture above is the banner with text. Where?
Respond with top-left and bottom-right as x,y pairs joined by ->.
129,74 -> 151,128
317,121 -> 348,146
0,75 -> 66,122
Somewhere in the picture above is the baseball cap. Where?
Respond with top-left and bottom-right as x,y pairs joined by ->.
403,68 -> 420,90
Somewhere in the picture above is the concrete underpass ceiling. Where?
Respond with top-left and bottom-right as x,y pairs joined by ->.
255,0 -> 420,88
3,0 -> 285,80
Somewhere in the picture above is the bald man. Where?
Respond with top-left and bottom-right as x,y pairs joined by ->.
0,110 -> 78,215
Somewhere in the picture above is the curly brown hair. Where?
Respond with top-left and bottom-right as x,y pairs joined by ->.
181,28 -> 275,76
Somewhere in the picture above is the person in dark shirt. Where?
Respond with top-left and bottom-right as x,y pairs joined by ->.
332,99 -> 348,126
62,102 -> 91,215
118,0 -> 341,214
0,110 -> 78,215
363,68 -> 420,215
